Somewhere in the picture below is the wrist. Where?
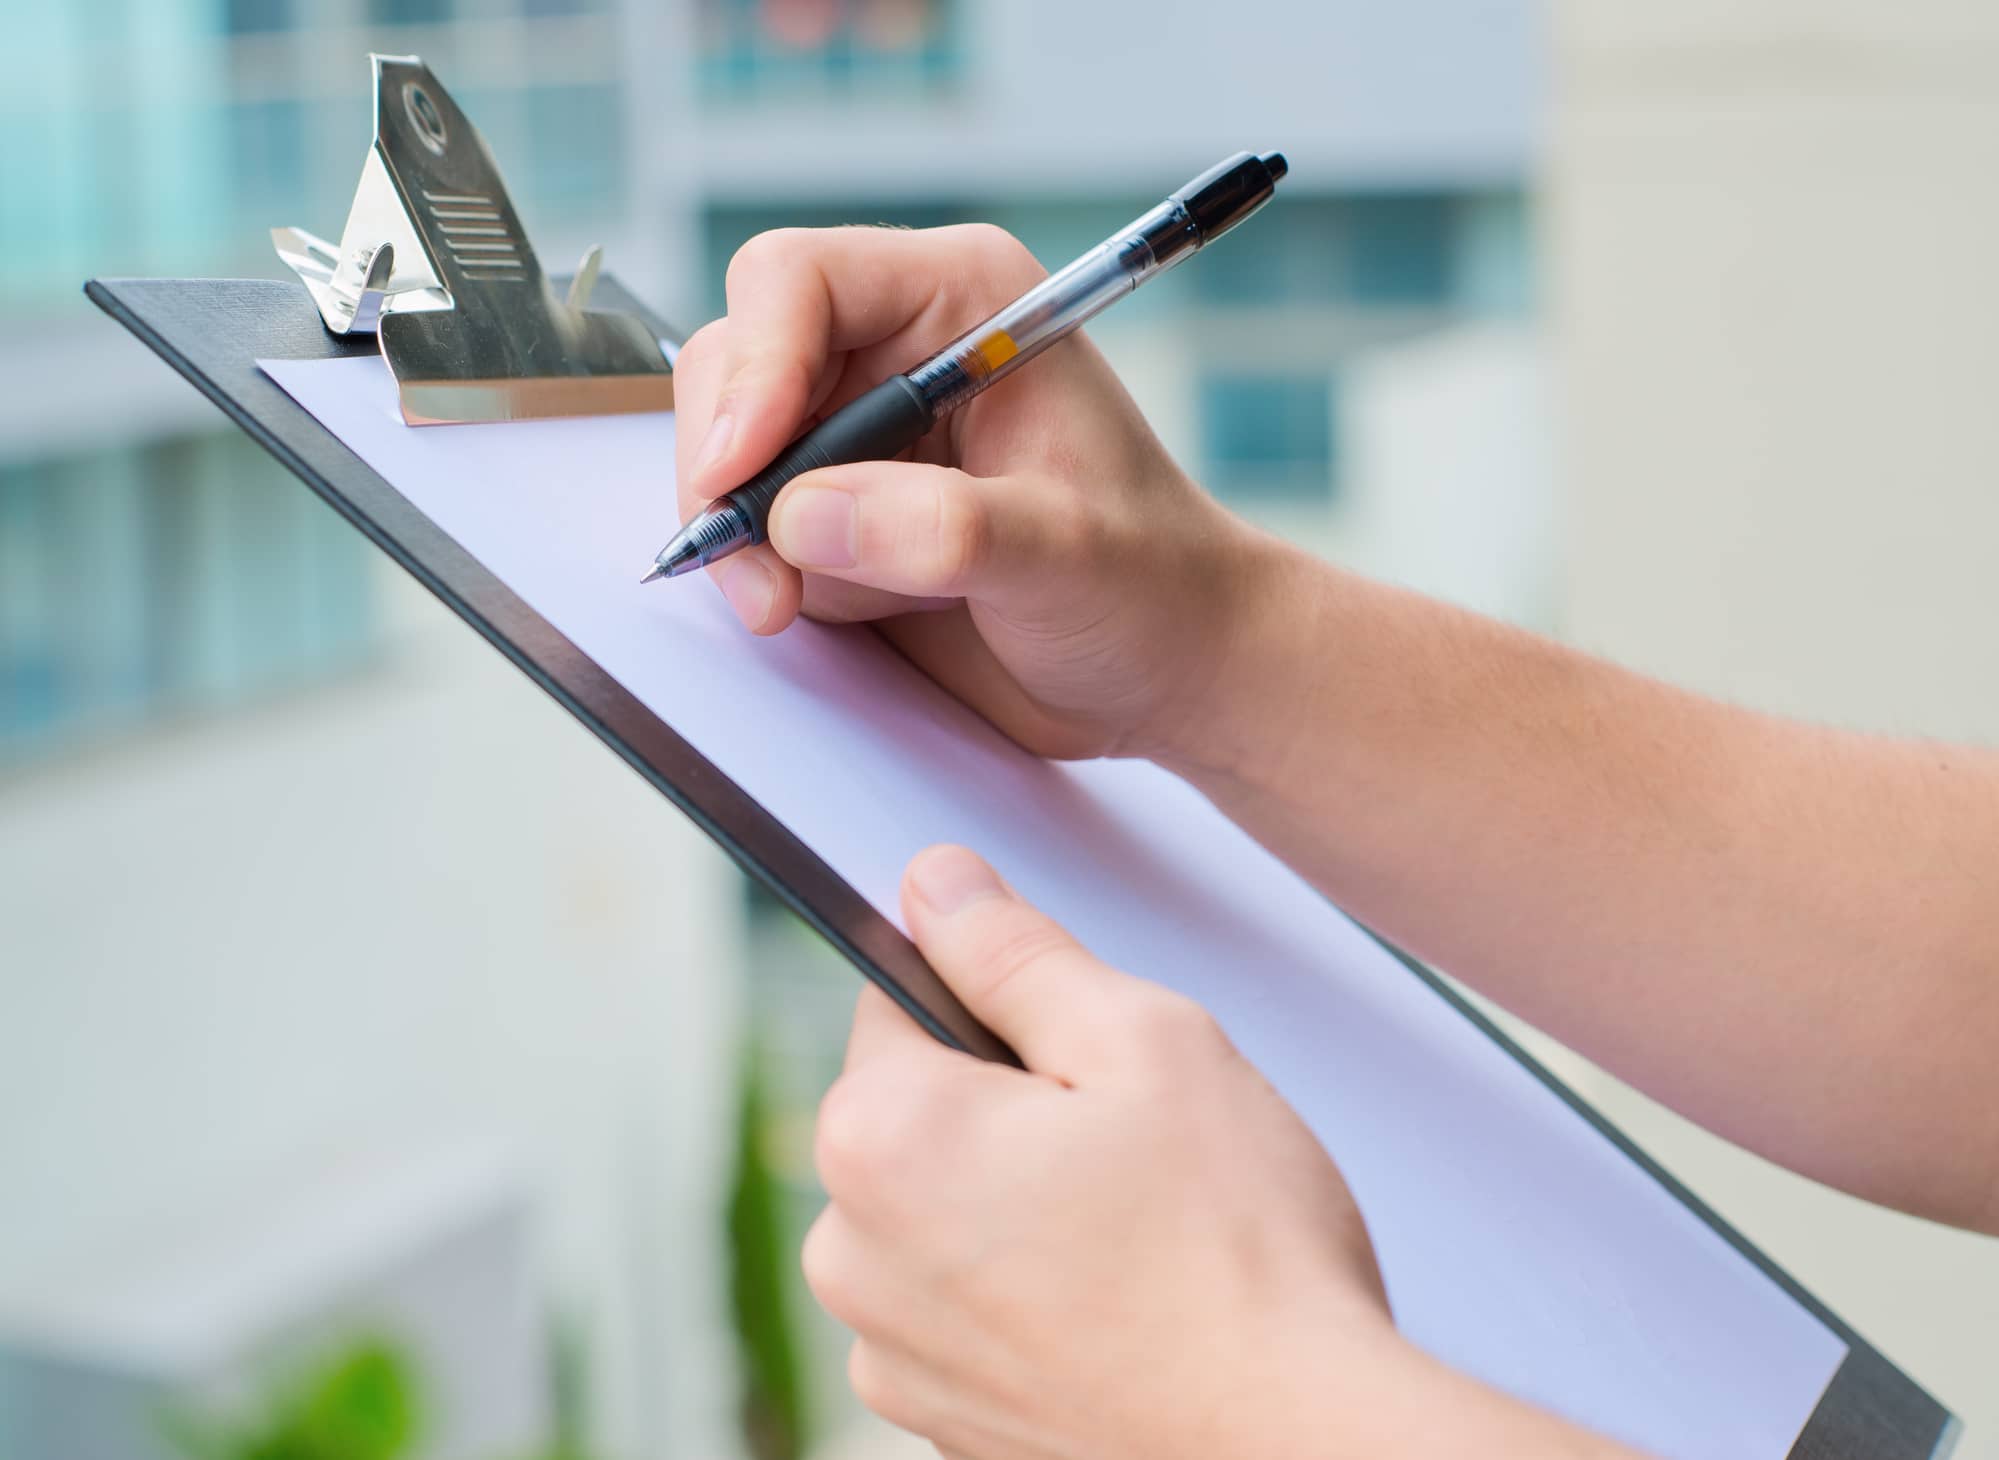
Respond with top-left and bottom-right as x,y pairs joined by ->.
1231,1317 -> 1643,1460
1204,1300 -> 1422,1460
1149,521 -> 1338,792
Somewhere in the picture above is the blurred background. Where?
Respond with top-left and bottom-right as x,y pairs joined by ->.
1,1 -> 1994,1457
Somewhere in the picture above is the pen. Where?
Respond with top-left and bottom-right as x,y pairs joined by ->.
642,149 -> 1288,583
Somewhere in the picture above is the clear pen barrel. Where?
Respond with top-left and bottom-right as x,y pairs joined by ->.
909,200 -> 1200,416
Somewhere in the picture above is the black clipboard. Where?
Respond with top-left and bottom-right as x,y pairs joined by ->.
86,273 -> 1961,1460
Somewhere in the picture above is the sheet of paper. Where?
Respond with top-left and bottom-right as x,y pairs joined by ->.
264,354 -> 1848,1458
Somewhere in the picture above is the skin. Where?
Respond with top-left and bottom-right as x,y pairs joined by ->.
673,224 -> 1999,1459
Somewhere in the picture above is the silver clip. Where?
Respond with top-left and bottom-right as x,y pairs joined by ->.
273,54 -> 671,426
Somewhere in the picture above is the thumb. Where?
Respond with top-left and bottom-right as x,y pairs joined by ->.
900,844 -> 1141,1079
767,460 -> 1081,604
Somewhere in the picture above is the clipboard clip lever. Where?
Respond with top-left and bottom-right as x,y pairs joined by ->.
272,54 -> 671,426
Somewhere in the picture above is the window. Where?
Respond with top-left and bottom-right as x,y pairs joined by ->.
1189,195 -> 1456,311
1344,195 -> 1454,307
227,99 -> 312,222
522,85 -> 624,209
367,0 -> 453,24
1199,372 -> 1338,505
1192,203 -> 1342,307
0,434 -> 378,765
225,0 -> 292,33
698,0 -> 961,99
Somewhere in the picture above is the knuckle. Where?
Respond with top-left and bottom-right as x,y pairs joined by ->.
923,476 -> 989,591
813,1068 -> 930,1197
725,227 -> 807,295
846,1342 -> 891,1416
848,1344 -> 924,1432
954,222 -> 1044,287
990,919 -> 1076,979
1038,482 -> 1098,561
1130,986 -> 1226,1056
960,912 -> 1075,1003
813,1075 -> 879,1193
928,225 -> 1044,325
675,318 -> 726,369
671,322 -> 722,390
799,1214 -> 859,1321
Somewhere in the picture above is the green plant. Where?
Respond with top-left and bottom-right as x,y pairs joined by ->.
726,1038 -> 812,1460
163,1338 -> 420,1460
164,1324 -> 612,1460
526,1311 -> 597,1460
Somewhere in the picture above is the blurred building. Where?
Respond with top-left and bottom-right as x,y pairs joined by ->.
13,0 -> 1997,1456
0,2 -> 1629,1459
4,6 -> 743,1460
1548,2 -> 1999,1448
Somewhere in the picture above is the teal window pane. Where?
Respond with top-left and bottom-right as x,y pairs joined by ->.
225,0 -> 293,33
522,85 -> 623,209
1193,213 -> 1295,306
228,99 -> 311,214
1200,372 -> 1337,503
1190,199 -> 1343,306
1344,195 -> 1454,306
0,434 -> 379,764
367,0 -> 452,23
0,464 -> 63,745
1455,191 -> 1534,317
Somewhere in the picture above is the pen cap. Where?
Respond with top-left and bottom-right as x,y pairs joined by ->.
1174,151 -> 1288,245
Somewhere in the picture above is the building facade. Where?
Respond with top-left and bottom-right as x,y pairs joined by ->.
1,3 -> 1548,1458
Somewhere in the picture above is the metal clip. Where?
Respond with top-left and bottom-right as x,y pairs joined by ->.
273,54 -> 671,425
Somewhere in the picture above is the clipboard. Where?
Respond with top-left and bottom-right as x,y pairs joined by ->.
78,51 -> 1959,1460
84,271 -> 1009,1069
82,268 -> 1960,1460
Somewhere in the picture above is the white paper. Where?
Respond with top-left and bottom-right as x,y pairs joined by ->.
264,354 -> 1848,1457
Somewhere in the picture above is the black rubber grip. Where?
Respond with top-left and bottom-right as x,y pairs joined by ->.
726,375 -> 936,544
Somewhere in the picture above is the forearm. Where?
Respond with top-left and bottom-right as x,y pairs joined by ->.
1255,1321 -> 1647,1460
1170,532 -> 1999,1230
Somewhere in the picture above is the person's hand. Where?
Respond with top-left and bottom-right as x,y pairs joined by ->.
800,844 -> 1393,1460
673,224 -> 1278,765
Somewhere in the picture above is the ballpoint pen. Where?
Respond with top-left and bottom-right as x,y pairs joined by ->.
642,149 -> 1288,584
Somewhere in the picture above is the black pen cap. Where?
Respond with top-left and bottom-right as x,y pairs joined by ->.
1173,151 -> 1289,245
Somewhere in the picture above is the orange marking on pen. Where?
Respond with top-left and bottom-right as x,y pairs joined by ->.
975,329 -> 1020,374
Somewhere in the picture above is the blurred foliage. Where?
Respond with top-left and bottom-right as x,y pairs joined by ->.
533,1312 -> 596,1460
163,1328 -> 609,1460
727,1040 -> 812,1460
152,1050 -> 820,1460
163,1339 -> 419,1460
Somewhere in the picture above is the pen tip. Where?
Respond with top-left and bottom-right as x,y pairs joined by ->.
640,566 -> 666,585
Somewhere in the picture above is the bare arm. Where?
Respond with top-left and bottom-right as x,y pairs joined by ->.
1174,537 -> 1999,1232
680,221 -> 1991,1460
688,225 -> 1999,1226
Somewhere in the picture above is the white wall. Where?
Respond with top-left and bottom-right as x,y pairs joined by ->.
679,0 -> 1542,201
0,562 -> 748,1460
1549,2 -> 1999,1448
1330,324 -> 1554,629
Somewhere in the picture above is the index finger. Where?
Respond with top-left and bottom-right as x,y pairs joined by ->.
687,223 -> 1045,502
